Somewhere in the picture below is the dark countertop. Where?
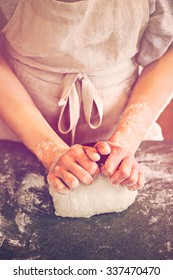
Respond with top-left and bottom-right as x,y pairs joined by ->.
0,140 -> 173,260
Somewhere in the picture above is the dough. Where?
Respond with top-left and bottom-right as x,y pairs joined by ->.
49,175 -> 137,218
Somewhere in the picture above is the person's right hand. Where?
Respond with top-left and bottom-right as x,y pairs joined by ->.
47,144 -> 100,194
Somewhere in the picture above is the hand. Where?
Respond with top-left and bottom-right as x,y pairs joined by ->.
94,141 -> 144,190
47,144 -> 100,194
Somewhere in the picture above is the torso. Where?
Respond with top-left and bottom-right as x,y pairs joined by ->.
1,0 -> 150,144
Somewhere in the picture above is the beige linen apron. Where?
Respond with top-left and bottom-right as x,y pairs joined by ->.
0,0 -> 163,144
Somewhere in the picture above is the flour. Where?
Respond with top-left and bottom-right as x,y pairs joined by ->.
142,164 -> 173,182
49,174 -> 137,218
36,141 -> 60,160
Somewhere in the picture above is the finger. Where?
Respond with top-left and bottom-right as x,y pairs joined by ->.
55,166 -> 80,190
75,151 -> 100,177
100,146 -> 124,176
94,141 -> 111,155
83,146 -> 101,162
47,173 -> 70,194
68,162 -> 94,185
128,168 -> 145,191
120,165 -> 138,187
109,157 -> 133,184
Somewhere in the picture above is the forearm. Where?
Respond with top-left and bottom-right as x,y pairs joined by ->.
0,55 -> 69,169
109,48 -> 173,153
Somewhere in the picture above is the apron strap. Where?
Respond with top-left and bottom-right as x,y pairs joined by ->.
58,73 -> 103,144
80,73 -> 103,129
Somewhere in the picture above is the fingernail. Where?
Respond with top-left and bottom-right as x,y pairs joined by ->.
71,184 -> 79,190
93,153 -> 101,161
83,177 -> 93,185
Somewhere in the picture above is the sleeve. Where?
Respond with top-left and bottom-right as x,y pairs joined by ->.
137,0 -> 173,67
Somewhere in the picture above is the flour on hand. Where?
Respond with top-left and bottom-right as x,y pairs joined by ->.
49,174 -> 137,218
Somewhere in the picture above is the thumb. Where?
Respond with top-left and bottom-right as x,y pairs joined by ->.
94,141 -> 111,155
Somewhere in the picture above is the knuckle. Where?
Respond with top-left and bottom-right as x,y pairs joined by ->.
112,145 -> 123,154
119,169 -> 129,178
54,165 -> 61,173
101,166 -> 109,176
89,162 -> 98,174
74,144 -> 82,149
110,179 -> 117,185
103,168 -> 113,176
58,154 -> 67,165
54,165 -> 66,177
103,162 -> 114,175
72,144 -> 82,154
95,141 -> 104,148
128,176 -> 138,185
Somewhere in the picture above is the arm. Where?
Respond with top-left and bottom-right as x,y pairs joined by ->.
109,47 -> 173,152
0,55 -> 69,169
0,55 -> 100,192
95,47 -> 173,189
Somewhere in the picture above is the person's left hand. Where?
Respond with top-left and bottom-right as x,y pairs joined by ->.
94,141 -> 144,190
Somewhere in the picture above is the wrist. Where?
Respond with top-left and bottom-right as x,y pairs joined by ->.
14,110 -> 70,170
108,129 -> 141,154
35,138 -> 69,170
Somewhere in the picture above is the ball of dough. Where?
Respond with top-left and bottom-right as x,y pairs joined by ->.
49,175 -> 137,218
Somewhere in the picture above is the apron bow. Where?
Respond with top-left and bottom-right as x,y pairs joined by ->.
58,73 -> 103,144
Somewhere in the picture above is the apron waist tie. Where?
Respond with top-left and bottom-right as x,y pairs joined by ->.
58,73 -> 103,144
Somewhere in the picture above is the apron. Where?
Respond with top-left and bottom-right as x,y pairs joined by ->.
0,0 -> 163,144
